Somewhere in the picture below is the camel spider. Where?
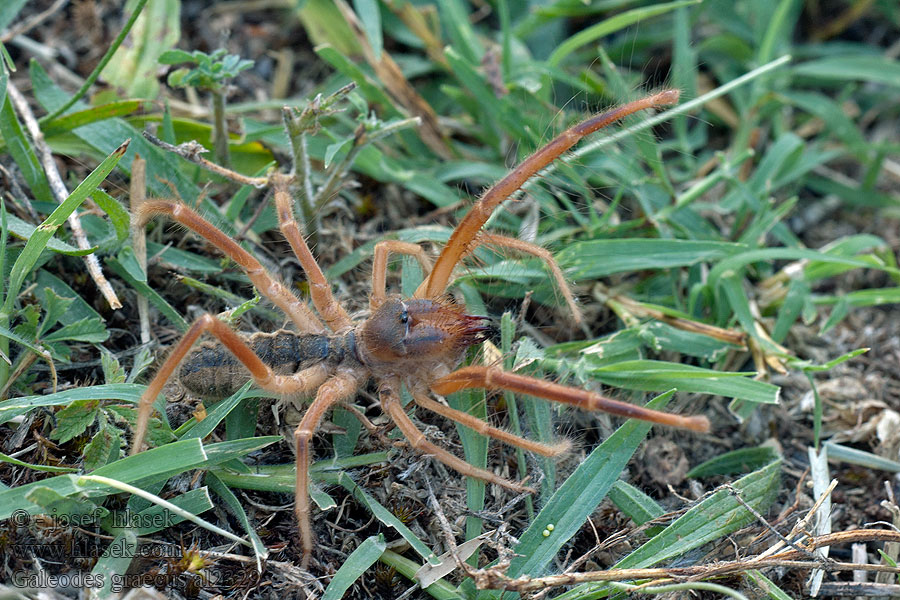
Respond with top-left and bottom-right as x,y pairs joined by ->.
130,89 -> 710,569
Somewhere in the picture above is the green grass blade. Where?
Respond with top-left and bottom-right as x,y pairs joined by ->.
793,55 -> 900,87
608,480 -> 664,526
617,460 -> 782,568
559,239 -> 746,280
1,139 -> 128,315
555,461 -> 782,599
90,530 -> 137,600
573,359 -> 780,405
687,446 -> 782,478
205,471 -> 269,566
506,390 -> 676,578
548,1 -> 699,66
323,534 -> 387,600
0,73 -> 53,203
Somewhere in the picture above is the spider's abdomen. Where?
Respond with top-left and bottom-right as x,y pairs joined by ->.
179,330 -> 340,398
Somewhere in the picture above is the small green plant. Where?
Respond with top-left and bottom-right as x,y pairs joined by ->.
159,48 -> 254,167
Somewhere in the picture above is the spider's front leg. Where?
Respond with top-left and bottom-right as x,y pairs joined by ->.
432,365 -> 710,433
129,314 -> 330,455
135,200 -> 326,334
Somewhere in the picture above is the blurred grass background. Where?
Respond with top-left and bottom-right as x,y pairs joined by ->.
1,0 -> 899,598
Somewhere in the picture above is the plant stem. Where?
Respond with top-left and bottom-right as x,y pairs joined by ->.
211,90 -> 230,167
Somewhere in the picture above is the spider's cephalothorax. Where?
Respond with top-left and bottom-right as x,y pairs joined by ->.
357,296 -> 490,379
130,89 -> 710,569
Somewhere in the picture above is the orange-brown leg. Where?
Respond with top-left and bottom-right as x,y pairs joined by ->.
419,90 -> 680,300
370,240 -> 433,310
271,173 -> 352,331
431,365 -> 710,433
294,369 -> 363,569
411,390 -> 570,457
413,231 -> 582,323
135,200 -> 326,334
129,314 -> 331,456
380,387 -> 533,493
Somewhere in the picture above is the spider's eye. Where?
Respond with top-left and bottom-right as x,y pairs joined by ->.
399,310 -> 409,324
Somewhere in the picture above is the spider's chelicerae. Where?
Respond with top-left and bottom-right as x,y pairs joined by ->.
130,89 -> 710,569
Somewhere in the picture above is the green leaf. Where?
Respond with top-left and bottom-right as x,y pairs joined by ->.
579,359 -> 780,405
352,0 -> 383,60
205,471 -> 269,563
25,486 -> 107,521
126,487 -> 215,535
608,480 -> 664,526
158,49 -> 195,64
83,422 -> 123,471
107,248 -> 188,332
43,316 -> 109,343
0,451 -> 77,473
0,0 -> 27,30
41,100 -> 151,136
617,461 -> 781,569
92,189 -> 131,243
0,75 -> 54,203
823,442 -> 900,472
51,398 -> 101,443
91,530 -> 137,599
35,271 -> 103,324
323,534 -> 387,600
5,214 -> 96,256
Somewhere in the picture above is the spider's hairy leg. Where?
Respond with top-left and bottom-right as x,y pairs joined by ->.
371,241 -> 433,310
411,390 -> 571,457
476,231 -> 582,324
419,90 -> 680,301
295,369 -> 363,569
271,174 -> 352,331
380,387 -> 535,493
135,199 -> 326,334
432,365 -> 711,433
129,314 -> 330,455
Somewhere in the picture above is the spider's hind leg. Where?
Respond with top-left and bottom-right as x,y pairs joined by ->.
129,314 -> 330,456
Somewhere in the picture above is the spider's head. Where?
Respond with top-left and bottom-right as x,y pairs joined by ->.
359,297 -> 490,364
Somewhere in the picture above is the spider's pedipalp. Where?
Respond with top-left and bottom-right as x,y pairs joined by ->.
135,199 -> 326,334
418,90 -> 680,301
432,365 -> 711,433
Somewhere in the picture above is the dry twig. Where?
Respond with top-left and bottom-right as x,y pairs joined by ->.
6,80 -> 122,309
